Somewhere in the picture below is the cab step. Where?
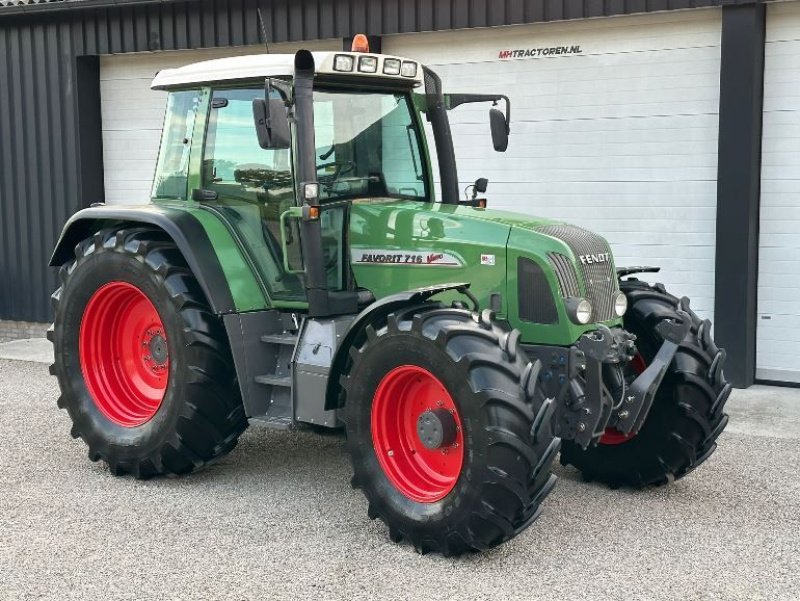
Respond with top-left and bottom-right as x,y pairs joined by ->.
260,333 -> 299,345
254,374 -> 293,388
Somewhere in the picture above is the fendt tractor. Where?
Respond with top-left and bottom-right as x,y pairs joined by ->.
49,37 -> 731,555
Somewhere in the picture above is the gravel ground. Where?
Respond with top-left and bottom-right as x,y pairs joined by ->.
1,358 -> 799,601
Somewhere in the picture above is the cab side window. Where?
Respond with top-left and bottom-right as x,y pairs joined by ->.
151,90 -> 200,200
203,88 -> 293,201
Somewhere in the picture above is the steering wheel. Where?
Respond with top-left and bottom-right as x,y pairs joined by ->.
316,161 -> 356,195
317,160 -> 355,178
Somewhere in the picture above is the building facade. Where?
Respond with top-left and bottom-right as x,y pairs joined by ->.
0,0 -> 796,387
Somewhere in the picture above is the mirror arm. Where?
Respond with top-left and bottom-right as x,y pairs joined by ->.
446,93 -> 511,129
266,77 -> 293,105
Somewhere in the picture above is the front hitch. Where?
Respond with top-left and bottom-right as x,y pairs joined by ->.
610,306 -> 692,436
521,307 -> 691,449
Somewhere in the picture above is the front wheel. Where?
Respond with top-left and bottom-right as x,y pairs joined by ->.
343,305 -> 560,555
560,280 -> 731,488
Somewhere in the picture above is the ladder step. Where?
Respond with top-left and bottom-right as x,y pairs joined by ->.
250,416 -> 293,430
260,333 -> 299,345
255,374 -> 293,388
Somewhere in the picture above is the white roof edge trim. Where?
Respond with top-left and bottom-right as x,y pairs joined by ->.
150,51 -> 425,90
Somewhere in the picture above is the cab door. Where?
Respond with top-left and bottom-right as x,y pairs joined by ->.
201,86 -> 306,303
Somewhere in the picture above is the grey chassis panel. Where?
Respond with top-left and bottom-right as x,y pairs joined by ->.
294,315 -> 355,427
224,309 -> 355,428
224,311 -> 291,419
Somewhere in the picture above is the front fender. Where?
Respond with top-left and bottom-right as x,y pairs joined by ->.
324,283 -> 471,411
50,205 -> 237,314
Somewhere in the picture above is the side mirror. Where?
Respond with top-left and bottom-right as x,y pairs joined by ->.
490,108 -> 509,152
253,97 -> 291,150
474,177 -> 488,194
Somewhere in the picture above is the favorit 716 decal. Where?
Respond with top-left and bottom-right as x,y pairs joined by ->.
352,249 -> 463,267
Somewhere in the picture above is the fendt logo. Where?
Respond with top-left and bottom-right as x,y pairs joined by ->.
579,253 -> 610,265
498,45 -> 582,59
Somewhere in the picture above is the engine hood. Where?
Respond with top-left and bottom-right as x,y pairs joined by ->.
348,199 -> 621,346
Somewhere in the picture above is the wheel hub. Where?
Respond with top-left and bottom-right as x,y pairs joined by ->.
417,408 -> 457,450
147,332 -> 169,367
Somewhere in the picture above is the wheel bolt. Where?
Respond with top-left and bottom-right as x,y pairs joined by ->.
387,450 -> 394,457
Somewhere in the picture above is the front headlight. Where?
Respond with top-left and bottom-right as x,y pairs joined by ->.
566,297 -> 593,325
613,291 -> 628,317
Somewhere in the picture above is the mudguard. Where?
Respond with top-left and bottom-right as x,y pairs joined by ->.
324,283 -> 472,411
49,205 -> 236,314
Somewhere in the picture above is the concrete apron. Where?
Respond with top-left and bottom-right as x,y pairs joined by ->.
1,338 -> 798,439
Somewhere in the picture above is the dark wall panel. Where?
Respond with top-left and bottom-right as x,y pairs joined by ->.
0,0 -> 763,321
714,3 -> 766,388
0,19 -> 80,321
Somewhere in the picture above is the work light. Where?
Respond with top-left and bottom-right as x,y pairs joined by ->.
358,56 -> 378,73
333,54 -> 355,72
383,58 -> 401,75
401,61 -> 418,77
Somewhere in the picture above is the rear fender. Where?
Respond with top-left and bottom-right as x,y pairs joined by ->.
50,205 -> 237,314
324,283 -> 471,411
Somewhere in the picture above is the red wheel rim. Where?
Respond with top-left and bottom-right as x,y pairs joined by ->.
79,281 -> 169,427
371,365 -> 464,503
598,353 -> 647,445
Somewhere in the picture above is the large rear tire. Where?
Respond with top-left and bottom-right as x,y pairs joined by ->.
49,227 -> 248,478
343,304 -> 560,555
560,279 -> 731,488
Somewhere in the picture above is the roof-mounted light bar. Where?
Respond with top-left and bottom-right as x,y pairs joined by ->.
332,52 -> 419,79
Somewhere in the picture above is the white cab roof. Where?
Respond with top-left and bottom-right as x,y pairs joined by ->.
150,51 -> 424,90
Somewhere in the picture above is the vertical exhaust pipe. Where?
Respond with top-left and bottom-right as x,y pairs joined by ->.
293,50 -> 330,316
423,67 -> 459,205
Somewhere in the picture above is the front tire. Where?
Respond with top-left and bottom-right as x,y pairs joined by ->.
343,304 -> 560,555
49,227 -> 248,478
560,280 -> 731,488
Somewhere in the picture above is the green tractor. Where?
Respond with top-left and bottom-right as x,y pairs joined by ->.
48,43 -> 731,556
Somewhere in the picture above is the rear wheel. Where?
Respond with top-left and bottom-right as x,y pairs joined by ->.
49,227 -> 248,478
344,305 -> 560,555
560,280 -> 731,488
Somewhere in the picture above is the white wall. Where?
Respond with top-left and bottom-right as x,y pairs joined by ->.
384,9 -> 722,319
757,1 -> 800,383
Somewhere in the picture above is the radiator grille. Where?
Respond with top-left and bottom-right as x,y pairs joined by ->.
517,258 -> 558,324
547,252 -> 581,298
536,224 -> 617,322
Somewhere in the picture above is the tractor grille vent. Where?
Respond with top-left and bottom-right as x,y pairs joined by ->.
536,224 -> 617,322
547,252 -> 581,298
517,258 -> 558,324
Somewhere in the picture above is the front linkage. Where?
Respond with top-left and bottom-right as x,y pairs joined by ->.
524,293 -> 691,450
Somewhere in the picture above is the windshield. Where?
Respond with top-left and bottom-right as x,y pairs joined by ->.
313,89 -> 429,202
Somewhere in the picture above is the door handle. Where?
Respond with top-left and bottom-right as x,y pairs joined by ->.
279,207 -> 305,274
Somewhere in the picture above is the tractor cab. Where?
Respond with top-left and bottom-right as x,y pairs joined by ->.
150,40 -> 509,317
